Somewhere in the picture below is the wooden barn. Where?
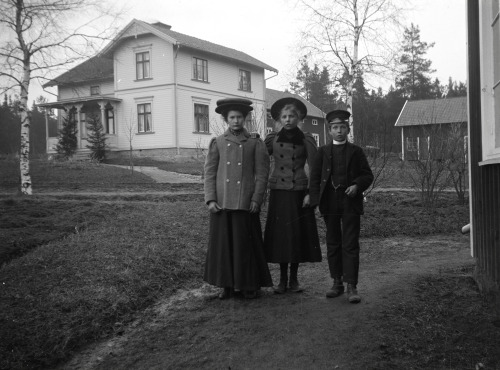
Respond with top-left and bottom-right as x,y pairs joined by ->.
467,0 -> 500,312
395,97 -> 468,161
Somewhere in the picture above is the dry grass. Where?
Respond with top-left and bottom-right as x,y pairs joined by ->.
374,265 -> 500,369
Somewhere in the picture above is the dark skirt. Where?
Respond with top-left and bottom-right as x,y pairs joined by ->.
264,189 -> 322,263
204,210 -> 273,291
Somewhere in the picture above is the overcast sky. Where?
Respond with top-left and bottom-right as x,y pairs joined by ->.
36,0 -> 467,101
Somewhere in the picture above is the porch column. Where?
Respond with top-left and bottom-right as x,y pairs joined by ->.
44,108 -> 49,154
74,104 -> 83,149
109,102 -> 117,135
98,101 -> 106,131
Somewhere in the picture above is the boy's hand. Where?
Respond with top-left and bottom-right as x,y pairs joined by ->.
345,184 -> 359,197
302,194 -> 311,207
249,201 -> 260,213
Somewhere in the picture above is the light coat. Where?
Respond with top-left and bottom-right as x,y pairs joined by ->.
204,129 -> 269,210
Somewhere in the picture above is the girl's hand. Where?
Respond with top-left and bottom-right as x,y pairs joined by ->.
302,194 -> 311,207
208,201 -> 222,213
249,201 -> 260,213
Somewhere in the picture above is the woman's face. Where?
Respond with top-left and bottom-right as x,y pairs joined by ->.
280,108 -> 300,131
226,110 -> 246,131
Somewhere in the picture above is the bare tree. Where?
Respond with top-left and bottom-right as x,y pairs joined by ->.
446,123 -> 468,205
298,0 -> 408,142
0,0 -> 122,194
122,109 -> 137,174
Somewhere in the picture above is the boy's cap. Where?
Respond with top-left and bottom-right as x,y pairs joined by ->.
326,109 -> 350,124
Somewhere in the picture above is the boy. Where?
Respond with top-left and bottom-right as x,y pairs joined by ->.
309,110 -> 373,303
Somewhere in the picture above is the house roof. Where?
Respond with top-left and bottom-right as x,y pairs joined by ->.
44,56 -> 113,87
265,88 -> 325,119
394,96 -> 467,127
147,21 -> 278,73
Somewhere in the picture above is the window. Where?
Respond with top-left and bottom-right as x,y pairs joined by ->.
312,133 -> 320,146
136,51 -> 151,80
194,104 -> 209,133
90,85 -> 100,96
193,58 -> 208,82
312,119 -> 318,126
406,137 -> 418,152
105,108 -> 114,134
239,69 -> 251,91
137,103 -> 152,133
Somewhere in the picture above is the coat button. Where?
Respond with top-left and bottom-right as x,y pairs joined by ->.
227,179 -> 230,182
281,178 -> 285,181
292,180 -> 295,183
238,162 -> 241,166
280,154 -> 284,158
281,167 -> 284,170
323,179 -> 326,182
227,161 -> 230,165
280,144 -> 283,147
327,168 -> 330,171
237,181 -> 241,184
239,145 -> 242,147
228,143 -> 231,146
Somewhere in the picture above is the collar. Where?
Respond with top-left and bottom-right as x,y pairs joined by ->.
333,139 -> 347,145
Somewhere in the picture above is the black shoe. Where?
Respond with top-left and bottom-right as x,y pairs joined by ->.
274,279 -> 287,294
326,279 -> 344,298
243,290 -> 258,299
218,287 -> 232,300
288,279 -> 304,293
347,284 -> 361,303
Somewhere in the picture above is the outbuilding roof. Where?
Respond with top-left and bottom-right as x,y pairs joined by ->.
395,96 -> 467,127
265,88 -> 325,119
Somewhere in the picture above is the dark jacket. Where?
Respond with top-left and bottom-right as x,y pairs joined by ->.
265,131 -> 317,191
204,129 -> 269,210
309,142 -> 373,215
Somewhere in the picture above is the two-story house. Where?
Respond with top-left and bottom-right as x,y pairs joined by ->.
39,19 -> 277,158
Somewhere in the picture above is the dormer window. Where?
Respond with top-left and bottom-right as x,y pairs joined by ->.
90,85 -> 100,96
136,51 -> 151,80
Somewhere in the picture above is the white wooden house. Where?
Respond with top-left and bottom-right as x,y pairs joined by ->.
39,19 -> 277,158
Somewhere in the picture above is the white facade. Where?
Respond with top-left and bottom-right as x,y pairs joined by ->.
45,20 -> 274,156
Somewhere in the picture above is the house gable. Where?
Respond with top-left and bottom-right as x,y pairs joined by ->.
395,96 -> 468,127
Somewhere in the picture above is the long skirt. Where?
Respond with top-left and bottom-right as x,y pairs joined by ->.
204,210 -> 273,291
264,189 -> 322,263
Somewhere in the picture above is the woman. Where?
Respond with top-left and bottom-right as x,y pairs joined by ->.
204,98 -> 272,299
264,97 -> 322,294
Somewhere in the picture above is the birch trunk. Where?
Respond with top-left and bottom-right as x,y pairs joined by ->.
347,0 -> 360,143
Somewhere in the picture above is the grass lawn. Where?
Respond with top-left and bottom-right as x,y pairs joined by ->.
0,158 -> 476,369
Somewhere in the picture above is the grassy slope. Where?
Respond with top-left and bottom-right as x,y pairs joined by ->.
0,158 -> 478,370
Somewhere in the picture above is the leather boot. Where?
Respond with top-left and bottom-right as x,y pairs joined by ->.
274,278 -> 287,294
347,284 -> 361,303
326,278 -> 344,298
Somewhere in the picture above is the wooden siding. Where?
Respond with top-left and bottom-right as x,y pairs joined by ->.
114,86 -> 175,150
59,80 -> 114,100
468,0 -> 500,291
175,49 -> 265,101
114,34 -> 174,93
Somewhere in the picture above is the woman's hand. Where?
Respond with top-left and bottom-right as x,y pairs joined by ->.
207,201 -> 222,213
302,194 -> 311,207
249,201 -> 260,213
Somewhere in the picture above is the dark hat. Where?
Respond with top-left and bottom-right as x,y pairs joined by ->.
215,98 -> 253,115
270,97 -> 307,120
326,109 -> 350,124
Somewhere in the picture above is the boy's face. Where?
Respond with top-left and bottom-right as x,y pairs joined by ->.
329,122 -> 349,142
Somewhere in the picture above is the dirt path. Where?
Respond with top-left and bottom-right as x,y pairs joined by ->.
59,234 -> 472,370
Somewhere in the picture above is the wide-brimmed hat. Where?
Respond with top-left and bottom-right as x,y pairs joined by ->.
215,98 -> 253,115
270,97 -> 307,120
326,109 -> 350,124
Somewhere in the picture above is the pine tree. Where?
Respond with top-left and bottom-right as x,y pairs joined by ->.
55,113 -> 78,159
396,24 -> 436,100
85,112 -> 107,162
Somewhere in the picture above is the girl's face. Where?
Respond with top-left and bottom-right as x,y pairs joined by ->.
226,110 -> 246,131
280,108 -> 300,131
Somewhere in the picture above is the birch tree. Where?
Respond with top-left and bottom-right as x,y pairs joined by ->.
0,0 -> 121,194
299,0 -> 408,142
